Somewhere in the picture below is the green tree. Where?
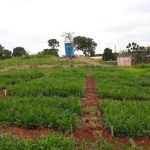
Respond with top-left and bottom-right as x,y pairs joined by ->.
102,48 -> 113,61
0,44 -> 4,50
48,39 -> 59,49
126,42 -> 147,63
39,49 -> 59,56
0,44 -> 4,58
0,44 -> 12,59
13,47 -> 28,57
73,36 -> 97,56
3,50 -> 12,58
146,46 -> 150,54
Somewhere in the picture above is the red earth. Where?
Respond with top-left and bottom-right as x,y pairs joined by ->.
0,127 -> 49,140
0,89 -> 6,97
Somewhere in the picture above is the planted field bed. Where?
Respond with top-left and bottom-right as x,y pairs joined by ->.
8,68 -> 86,97
0,97 -> 80,130
91,67 -> 150,101
0,134 -> 74,150
88,66 -> 150,140
101,100 -> 150,138
0,69 -> 44,90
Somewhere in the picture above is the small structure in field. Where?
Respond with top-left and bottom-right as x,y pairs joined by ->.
117,56 -> 132,67
0,89 -> 7,97
62,32 -> 74,57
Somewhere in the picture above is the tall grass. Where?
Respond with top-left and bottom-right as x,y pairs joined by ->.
0,69 -> 44,89
8,76 -> 86,97
0,55 -> 86,69
0,134 -> 75,150
101,100 -> 150,138
0,96 -> 80,130
91,67 -> 150,101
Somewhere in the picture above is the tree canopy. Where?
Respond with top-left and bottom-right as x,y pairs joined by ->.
0,44 -> 12,59
126,42 -> 146,53
13,47 -> 28,57
39,49 -> 59,56
73,36 -> 97,56
48,39 -> 59,49
102,48 -> 113,61
126,42 -> 149,63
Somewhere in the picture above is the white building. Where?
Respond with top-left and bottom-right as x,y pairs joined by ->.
117,56 -> 132,67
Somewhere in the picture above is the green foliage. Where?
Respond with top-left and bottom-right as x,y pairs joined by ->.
0,44 -> 4,50
0,55 -> 85,69
48,39 -> 59,49
101,100 -> 150,138
39,48 -> 59,56
0,44 -> 12,59
102,48 -> 118,61
91,67 -> 150,101
126,42 -> 149,63
0,134 -> 75,150
0,96 -> 80,130
134,63 -> 150,68
73,36 -> 97,56
146,46 -> 150,54
2,49 -> 12,59
8,76 -> 85,97
126,42 -> 146,53
0,69 -> 44,90
13,47 -> 28,57
102,48 -> 113,61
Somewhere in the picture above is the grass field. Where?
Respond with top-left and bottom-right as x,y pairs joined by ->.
88,66 -> 150,139
0,96 -> 80,130
101,100 -> 150,138
91,67 -> 150,101
8,68 -> 86,97
0,55 -> 86,69
0,56 -> 149,149
0,69 -> 44,90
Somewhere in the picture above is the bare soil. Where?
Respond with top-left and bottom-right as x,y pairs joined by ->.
0,90 -> 6,97
0,127 -> 49,139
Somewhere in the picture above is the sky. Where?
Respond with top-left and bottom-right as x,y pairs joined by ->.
0,0 -> 150,56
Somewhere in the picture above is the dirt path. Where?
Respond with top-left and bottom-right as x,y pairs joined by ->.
74,76 -> 102,143
74,76 -> 150,150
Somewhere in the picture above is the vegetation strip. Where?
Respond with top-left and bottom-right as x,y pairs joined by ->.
101,100 -> 150,138
0,97 -> 80,130
91,67 -> 150,101
74,76 -> 150,149
0,134 -> 75,150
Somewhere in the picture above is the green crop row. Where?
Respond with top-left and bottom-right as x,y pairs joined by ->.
91,67 -> 150,101
0,96 -> 80,130
0,69 -> 44,90
101,100 -> 150,138
0,134 -> 74,150
8,76 -> 86,97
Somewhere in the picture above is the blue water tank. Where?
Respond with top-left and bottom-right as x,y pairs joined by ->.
65,43 -> 74,57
